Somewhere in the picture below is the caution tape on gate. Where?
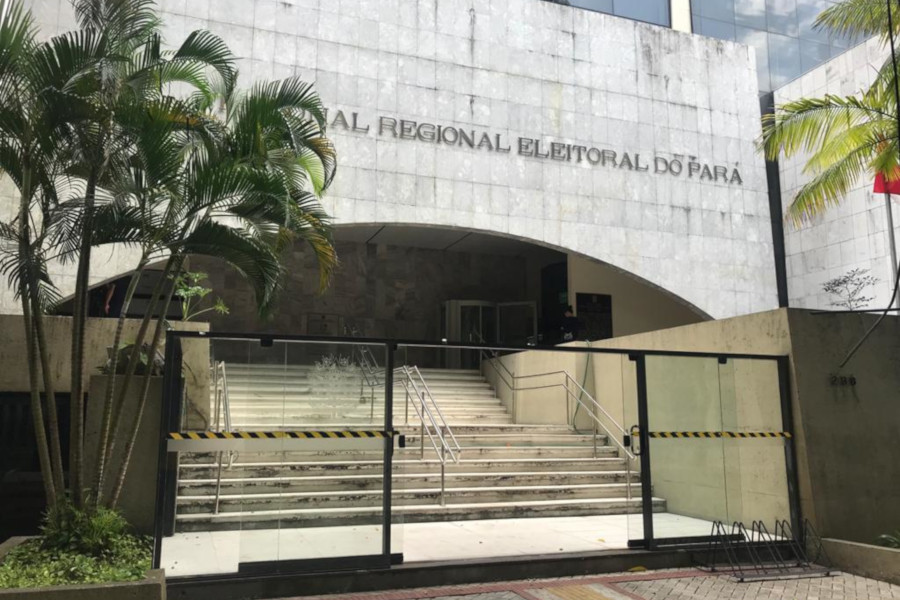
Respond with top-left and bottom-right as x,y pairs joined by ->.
636,431 -> 792,439
167,430 -> 392,441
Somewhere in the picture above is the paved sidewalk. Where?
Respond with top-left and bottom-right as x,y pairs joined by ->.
285,569 -> 900,600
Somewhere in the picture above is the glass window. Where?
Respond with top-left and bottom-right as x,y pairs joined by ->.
559,0 -> 670,27
797,0 -> 833,42
613,0 -> 670,27
693,0 -> 736,23
565,0 -> 614,12
696,16 -> 737,41
768,32 -> 802,88
766,0 -> 800,36
800,38 -> 832,71
735,0 -> 767,30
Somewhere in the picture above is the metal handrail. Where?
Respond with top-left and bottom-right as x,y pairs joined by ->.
408,366 -> 462,454
394,365 -> 461,505
396,366 -> 462,461
211,360 -> 234,515
477,351 -> 635,460
344,326 -> 383,420
212,360 -> 232,432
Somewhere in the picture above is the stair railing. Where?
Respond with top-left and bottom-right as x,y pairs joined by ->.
477,349 -> 634,461
210,360 -> 234,515
345,325 -> 383,422
395,365 -> 461,506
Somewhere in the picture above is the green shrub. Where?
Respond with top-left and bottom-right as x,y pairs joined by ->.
876,531 -> 900,548
0,504 -> 151,589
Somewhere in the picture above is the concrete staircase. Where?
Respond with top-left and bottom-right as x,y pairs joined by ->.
175,364 -> 664,531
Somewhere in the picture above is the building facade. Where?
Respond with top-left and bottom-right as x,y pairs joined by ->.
3,0 -> 894,341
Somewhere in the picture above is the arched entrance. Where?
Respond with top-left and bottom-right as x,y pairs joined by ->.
192,224 -> 709,343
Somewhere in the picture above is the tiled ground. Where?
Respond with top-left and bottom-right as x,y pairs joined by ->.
163,514 -> 716,576
282,569 -> 900,600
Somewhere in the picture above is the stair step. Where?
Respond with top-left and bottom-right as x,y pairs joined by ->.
176,483 -> 643,513
174,497 -> 666,531
177,447 -> 617,467
177,470 -> 639,494
228,417 -> 515,427
178,457 -> 629,478
227,405 -> 509,416
408,433 -> 607,447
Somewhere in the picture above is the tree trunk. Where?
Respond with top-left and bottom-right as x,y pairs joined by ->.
18,171 -> 58,507
93,257 -> 147,503
31,290 -> 65,495
101,256 -> 177,501
69,173 -> 97,508
108,256 -> 183,508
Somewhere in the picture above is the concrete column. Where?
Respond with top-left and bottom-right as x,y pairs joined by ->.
671,0 -> 692,33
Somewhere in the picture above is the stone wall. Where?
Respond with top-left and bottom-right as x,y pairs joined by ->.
10,0 -> 779,321
194,239 -> 535,339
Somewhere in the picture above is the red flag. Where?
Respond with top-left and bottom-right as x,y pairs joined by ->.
874,170 -> 900,194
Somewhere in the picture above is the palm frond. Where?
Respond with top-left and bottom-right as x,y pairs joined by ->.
0,0 -> 36,84
815,0 -> 896,44
786,142 -> 878,226
168,30 -> 236,95
177,219 -> 283,317
761,94 -> 891,160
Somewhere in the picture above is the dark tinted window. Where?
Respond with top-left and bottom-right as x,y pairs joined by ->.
546,0 -> 671,27
565,0 -> 614,12
613,0 -> 670,27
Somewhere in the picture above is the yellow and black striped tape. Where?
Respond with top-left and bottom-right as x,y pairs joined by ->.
640,431 -> 791,439
167,430 -> 391,441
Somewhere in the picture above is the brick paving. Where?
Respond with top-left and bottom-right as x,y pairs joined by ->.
286,569 -> 900,600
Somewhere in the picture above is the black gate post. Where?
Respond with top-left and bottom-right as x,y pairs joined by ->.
777,355 -> 802,537
152,331 -> 183,568
633,353 -> 654,549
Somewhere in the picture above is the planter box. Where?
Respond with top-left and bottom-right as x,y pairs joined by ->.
822,538 -> 900,585
0,537 -> 165,599
86,376 -> 163,535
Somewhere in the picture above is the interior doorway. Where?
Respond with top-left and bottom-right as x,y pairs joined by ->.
441,300 -> 537,367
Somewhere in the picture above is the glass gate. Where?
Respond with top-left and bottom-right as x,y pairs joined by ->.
154,335 -> 399,577
152,332 -> 799,579
627,355 -> 796,548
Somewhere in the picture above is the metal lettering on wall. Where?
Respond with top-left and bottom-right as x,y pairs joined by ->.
325,108 -> 744,186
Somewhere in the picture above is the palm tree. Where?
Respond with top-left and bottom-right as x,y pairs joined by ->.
1,0 -> 338,518
0,0 -> 84,508
761,0 -> 900,225
56,0 -> 238,507
96,77 -> 337,509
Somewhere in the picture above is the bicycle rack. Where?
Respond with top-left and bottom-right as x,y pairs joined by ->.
700,519 -> 835,582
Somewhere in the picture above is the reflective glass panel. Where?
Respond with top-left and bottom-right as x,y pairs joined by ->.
797,0 -> 833,42
696,17 -> 737,41
768,32 -> 803,88
800,39 -> 832,71
566,0 -> 614,13
766,0 -> 800,36
735,0 -> 767,29
613,0 -> 670,27
693,0 -> 736,22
